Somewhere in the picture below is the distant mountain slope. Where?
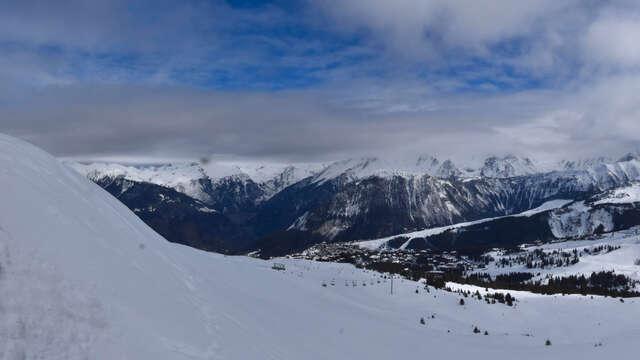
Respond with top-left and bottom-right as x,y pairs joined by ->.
2,133 -> 639,359
69,160 -> 321,203
70,161 -> 214,201
358,184 -> 640,254
357,199 -> 572,250
95,176 -> 255,253
69,154 -> 640,256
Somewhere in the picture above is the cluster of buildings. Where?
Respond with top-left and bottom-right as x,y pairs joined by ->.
289,242 -> 481,280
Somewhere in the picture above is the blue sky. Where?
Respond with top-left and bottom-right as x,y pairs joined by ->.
2,0 -> 640,163
0,0 -> 564,91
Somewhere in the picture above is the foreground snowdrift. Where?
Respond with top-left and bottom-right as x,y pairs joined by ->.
0,134 -> 638,359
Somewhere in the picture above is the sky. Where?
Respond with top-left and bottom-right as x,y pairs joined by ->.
2,0 -> 640,165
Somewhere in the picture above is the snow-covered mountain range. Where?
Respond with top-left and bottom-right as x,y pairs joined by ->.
69,153 -> 640,195
2,133 -> 640,359
69,160 -> 320,203
67,152 -> 640,256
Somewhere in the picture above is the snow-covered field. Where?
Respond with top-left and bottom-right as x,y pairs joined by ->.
478,228 -> 640,284
1,133 -> 639,359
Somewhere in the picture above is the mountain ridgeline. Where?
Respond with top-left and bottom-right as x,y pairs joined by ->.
69,154 -> 640,256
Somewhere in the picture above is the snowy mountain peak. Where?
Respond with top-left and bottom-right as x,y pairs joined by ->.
259,164 -> 322,198
415,155 -> 462,178
69,161 -> 206,183
558,156 -> 616,171
312,156 -> 465,184
416,155 -> 439,169
434,159 -> 461,178
311,157 -> 383,183
618,152 -> 640,163
68,161 -> 212,201
479,155 -> 539,178
68,159 -> 323,202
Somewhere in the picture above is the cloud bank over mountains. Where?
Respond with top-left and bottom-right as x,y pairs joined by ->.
2,0 -> 640,163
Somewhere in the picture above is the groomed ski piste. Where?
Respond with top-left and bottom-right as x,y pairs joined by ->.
1,133 -> 639,359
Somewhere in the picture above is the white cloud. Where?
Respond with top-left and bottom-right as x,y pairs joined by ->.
491,75 -> 640,161
318,0 -> 579,63
317,0 -> 640,79
494,110 -> 577,148
584,14 -> 640,68
2,75 -> 638,165
3,1 -> 640,164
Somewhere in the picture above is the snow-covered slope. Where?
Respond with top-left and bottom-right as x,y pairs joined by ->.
593,183 -> 640,205
357,199 -> 573,250
477,227 -> 640,284
1,134 -> 639,359
257,164 -> 321,199
547,201 -> 615,238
